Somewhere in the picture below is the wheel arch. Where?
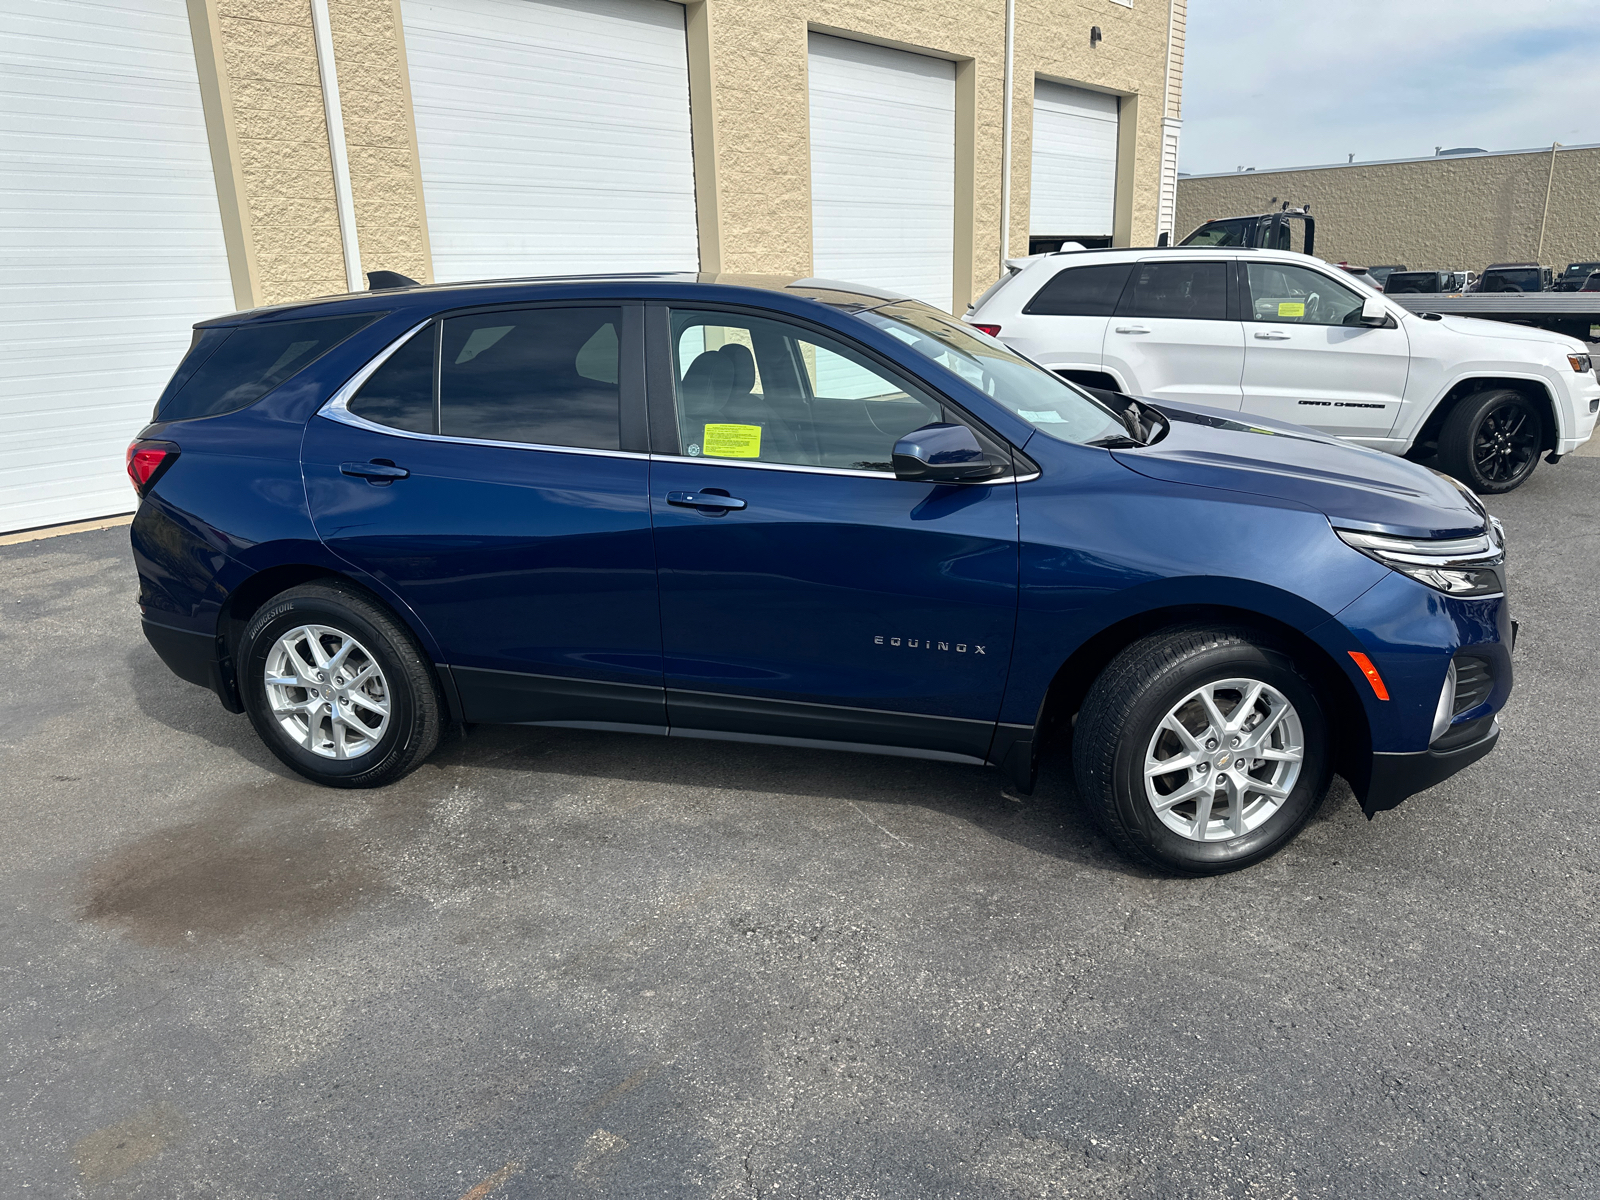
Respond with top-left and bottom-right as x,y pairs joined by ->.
1033,603 -> 1372,798
212,562 -> 461,722
1407,375 -> 1561,457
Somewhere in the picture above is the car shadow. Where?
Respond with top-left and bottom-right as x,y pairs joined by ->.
126,639 -> 1357,879
424,720 -> 1170,878
124,640 -> 297,780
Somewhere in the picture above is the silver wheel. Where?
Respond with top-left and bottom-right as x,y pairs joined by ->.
263,624 -> 390,760
1143,677 -> 1304,842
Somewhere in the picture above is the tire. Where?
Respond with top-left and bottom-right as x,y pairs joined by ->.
1436,388 -> 1543,494
1073,625 -> 1331,874
239,581 -> 441,787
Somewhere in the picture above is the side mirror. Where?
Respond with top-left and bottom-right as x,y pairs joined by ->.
1359,295 -> 1392,326
892,423 -> 1002,483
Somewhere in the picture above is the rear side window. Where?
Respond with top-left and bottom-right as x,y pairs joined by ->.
349,326 -> 435,434
156,314 -> 378,421
1116,262 -> 1229,320
1023,264 -> 1132,315
439,307 -> 622,449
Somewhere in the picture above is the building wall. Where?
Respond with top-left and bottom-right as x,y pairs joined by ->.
1175,146 -> 1600,271
194,0 -> 1181,310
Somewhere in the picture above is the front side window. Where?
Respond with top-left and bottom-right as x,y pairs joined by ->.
669,309 -> 943,471
439,307 -> 621,448
859,303 -> 1125,446
1245,263 -> 1366,326
1115,261 -> 1229,321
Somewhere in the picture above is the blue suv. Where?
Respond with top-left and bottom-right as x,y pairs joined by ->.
129,275 -> 1512,873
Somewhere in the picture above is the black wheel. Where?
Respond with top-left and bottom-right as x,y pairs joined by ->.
1437,388 -> 1543,494
239,581 -> 442,787
1074,626 -> 1331,874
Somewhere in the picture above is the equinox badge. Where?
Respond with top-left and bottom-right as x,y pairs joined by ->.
874,635 -> 985,654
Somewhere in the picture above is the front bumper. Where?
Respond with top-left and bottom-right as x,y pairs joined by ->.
1556,381 -> 1599,454
1361,718 -> 1500,815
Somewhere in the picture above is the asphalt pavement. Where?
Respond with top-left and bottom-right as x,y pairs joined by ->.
3,457 -> 1599,1199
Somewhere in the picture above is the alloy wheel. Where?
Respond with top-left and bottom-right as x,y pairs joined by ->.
1472,400 -> 1538,485
1143,677 -> 1304,842
263,624 -> 391,759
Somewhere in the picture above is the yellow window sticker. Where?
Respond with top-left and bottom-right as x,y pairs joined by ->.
702,423 -> 762,458
1277,301 -> 1306,317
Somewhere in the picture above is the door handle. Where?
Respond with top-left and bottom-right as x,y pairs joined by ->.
341,460 -> 410,480
1113,325 -> 1151,334
1253,330 -> 1292,340
667,490 -> 746,510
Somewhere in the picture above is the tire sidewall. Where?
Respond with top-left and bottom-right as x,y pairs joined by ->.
1450,390 -> 1541,494
1108,642 -> 1329,872
241,591 -> 419,782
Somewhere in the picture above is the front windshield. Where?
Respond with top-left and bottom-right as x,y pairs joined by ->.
858,302 -> 1126,445
1179,219 -> 1251,247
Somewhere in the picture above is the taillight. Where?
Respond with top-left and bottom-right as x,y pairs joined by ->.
126,440 -> 180,497
971,323 -> 1002,338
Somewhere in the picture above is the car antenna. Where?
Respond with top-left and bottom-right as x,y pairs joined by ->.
367,270 -> 420,291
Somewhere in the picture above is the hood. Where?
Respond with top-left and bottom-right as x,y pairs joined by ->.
1112,400 -> 1486,539
1430,313 -> 1586,352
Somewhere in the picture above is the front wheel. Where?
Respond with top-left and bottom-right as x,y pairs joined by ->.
239,582 -> 442,787
1437,388 -> 1542,494
1074,626 -> 1331,874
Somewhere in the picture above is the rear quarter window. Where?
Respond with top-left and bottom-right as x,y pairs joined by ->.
1022,263 -> 1132,316
155,314 -> 379,421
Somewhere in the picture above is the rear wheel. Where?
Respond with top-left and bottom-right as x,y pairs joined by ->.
240,582 -> 441,787
1074,626 -> 1331,874
1437,388 -> 1542,494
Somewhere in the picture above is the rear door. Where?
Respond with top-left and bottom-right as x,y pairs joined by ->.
1239,261 -> 1410,439
645,305 -> 1020,760
1000,262 -> 1130,381
1100,259 -> 1246,408
303,302 -> 666,728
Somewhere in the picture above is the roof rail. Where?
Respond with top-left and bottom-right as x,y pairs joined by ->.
1049,245 -> 1264,256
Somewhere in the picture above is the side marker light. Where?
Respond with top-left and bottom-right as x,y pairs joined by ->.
1347,651 -> 1389,700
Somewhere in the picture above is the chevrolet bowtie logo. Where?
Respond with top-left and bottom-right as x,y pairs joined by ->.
873,635 -> 985,654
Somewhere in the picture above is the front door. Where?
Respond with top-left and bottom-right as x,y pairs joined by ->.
302,303 -> 666,727
1099,259 -> 1245,409
1238,261 -> 1411,439
646,306 -> 1020,761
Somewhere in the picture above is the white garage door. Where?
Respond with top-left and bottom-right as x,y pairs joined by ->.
808,34 -> 955,313
1030,81 -> 1119,238
0,0 -> 236,534
401,0 -> 699,283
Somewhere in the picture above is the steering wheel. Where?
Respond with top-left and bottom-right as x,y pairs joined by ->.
1303,291 -> 1320,321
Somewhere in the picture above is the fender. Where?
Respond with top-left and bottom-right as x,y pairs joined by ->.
1394,364 -> 1566,450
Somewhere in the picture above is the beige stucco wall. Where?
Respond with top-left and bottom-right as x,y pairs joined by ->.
327,0 -> 434,287
213,0 -> 345,303
1013,0 -> 1176,254
196,0 -> 1179,310
1175,146 -> 1600,271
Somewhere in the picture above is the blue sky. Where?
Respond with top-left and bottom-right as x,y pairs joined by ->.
1180,0 -> 1600,175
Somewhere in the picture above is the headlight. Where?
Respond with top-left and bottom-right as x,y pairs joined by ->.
1569,353 -> 1592,373
1336,528 -> 1506,597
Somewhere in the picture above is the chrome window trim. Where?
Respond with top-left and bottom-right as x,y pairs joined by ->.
317,318 -> 649,461
318,318 -> 1043,481
649,453 -> 1037,485
321,319 -> 431,416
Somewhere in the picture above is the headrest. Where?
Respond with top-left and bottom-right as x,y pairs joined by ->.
715,343 -> 756,394
680,350 -> 733,407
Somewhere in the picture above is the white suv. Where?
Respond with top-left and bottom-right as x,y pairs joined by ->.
965,247 -> 1600,492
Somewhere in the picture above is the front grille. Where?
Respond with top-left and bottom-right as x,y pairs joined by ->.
1452,654 -> 1494,715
